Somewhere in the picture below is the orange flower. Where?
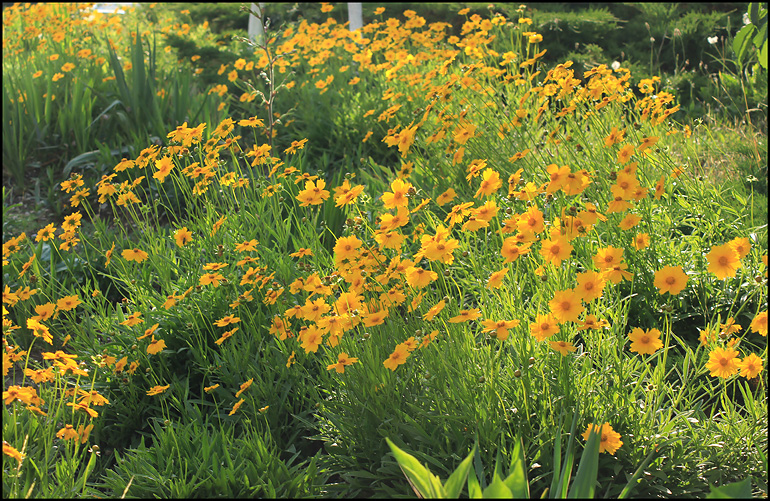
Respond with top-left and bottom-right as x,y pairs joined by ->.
300,325 -> 324,353
574,271 -> 606,302
405,266 -> 437,289
501,238 -> 531,264
147,336 -> 166,355
381,178 -> 412,209
653,266 -> 688,295
474,168 -> 502,198
592,246 -> 624,270
229,398 -> 245,415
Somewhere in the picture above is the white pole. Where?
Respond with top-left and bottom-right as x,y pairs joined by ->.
248,3 -> 265,42
348,2 -> 362,31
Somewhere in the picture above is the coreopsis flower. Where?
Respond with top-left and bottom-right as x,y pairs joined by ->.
235,378 -> 254,398
436,188 -> 457,206
540,236 -> 573,266
300,325 -> 324,353
327,353 -> 359,373
728,237 -> 751,259
632,233 -> 650,250
383,343 -> 410,371
382,179 -> 412,209
549,340 -> 577,356
549,289 -> 584,323
618,214 -> 642,230
57,425 -> 80,441
593,246 -> 624,270
706,243 -> 741,279
574,271 -> 606,302
582,423 -> 623,454
147,336 -> 166,355
653,266 -> 688,295
750,311 -> 767,336
379,207 -> 410,230
122,248 -> 149,263
737,353 -> 763,379
147,384 -> 170,396
56,295 -> 81,312
628,327 -> 664,355
530,313 -> 559,341
204,384 -> 220,393
517,205 -> 545,234
172,227 -> 192,247
449,308 -> 481,323
705,347 -> 740,378
199,272 -> 225,287
296,179 -> 330,206
3,442 -> 24,464
501,239 -> 531,263
153,156 -> 174,182
35,223 -> 56,242
229,398 -> 245,415
422,300 -> 446,321
334,179 -> 365,207
474,168 -> 502,198
405,266 -> 438,289
27,318 -> 52,344
215,314 -> 241,327
481,319 -> 520,341
487,267 -> 509,289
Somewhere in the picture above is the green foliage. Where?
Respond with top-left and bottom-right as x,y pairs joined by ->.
95,415 -> 326,498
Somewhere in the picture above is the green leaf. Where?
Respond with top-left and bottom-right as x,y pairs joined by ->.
386,438 -> 445,498
482,473 -> 514,498
567,425 -> 600,499
733,25 -> 757,64
705,478 -> 752,498
503,437 -> 530,499
468,468 -> 483,499
758,39 -> 768,69
444,445 -> 476,498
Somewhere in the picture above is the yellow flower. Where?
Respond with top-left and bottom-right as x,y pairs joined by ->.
706,243 -> 741,280
122,248 -> 149,263
749,311 -> 767,336
737,353 -> 763,379
449,308 -> 481,324
147,385 -> 170,396
705,347 -> 740,378
487,267 -> 509,289
628,327 -> 663,355
548,289 -> 584,323
653,266 -> 688,295
3,442 -> 24,464
56,424 -> 80,441
229,398 -> 245,415
174,227 -> 193,247
326,353 -> 359,374
582,423 -> 623,454
549,340 -> 577,356
235,378 -> 254,398
147,336 -> 166,355
383,343 -> 410,371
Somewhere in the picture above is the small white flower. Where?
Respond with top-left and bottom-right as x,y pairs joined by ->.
707,36 -> 718,45
743,12 -> 750,25
611,61 -> 621,71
